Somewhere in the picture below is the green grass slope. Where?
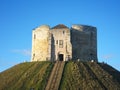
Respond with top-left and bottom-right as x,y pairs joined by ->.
0,61 -> 54,90
0,61 -> 120,90
60,61 -> 120,90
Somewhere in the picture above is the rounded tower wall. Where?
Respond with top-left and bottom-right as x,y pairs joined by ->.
31,25 -> 50,61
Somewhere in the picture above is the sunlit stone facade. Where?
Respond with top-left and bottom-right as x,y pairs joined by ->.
31,24 -> 98,62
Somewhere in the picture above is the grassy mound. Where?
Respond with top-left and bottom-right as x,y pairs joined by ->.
0,61 -> 120,90
60,61 -> 120,90
0,61 -> 54,90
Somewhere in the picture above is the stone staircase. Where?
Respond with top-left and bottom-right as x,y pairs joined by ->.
45,61 -> 65,90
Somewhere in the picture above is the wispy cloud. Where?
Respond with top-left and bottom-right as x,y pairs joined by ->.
102,54 -> 114,60
12,49 -> 31,56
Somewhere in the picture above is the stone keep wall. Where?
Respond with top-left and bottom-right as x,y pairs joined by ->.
31,24 -> 98,62
31,25 -> 50,61
71,25 -> 97,61
51,28 -> 72,61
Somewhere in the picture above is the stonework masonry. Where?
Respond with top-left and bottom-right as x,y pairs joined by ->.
31,24 -> 98,62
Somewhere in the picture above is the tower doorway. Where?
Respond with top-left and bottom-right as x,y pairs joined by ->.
58,54 -> 64,61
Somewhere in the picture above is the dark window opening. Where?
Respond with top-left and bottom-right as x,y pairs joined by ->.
32,53 -> 35,60
90,53 -> 93,56
56,40 -> 58,44
90,53 -> 93,60
59,54 -> 64,61
34,34 -> 36,39
63,31 -> 65,34
59,40 -> 63,48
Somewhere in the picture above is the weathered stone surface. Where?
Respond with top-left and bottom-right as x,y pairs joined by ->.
31,25 -> 50,61
50,27 -> 72,61
31,24 -> 98,62
71,25 -> 97,61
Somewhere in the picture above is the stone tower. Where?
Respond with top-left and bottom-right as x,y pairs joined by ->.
31,24 -> 98,62
71,25 -> 97,61
50,24 -> 72,61
31,25 -> 50,61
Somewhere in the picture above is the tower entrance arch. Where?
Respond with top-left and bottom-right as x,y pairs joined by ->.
58,52 -> 64,61
58,54 -> 64,61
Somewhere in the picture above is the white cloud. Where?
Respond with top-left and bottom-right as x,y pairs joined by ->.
102,54 -> 114,60
12,49 -> 31,56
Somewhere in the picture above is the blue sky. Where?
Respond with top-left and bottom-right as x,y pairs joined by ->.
0,0 -> 120,72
